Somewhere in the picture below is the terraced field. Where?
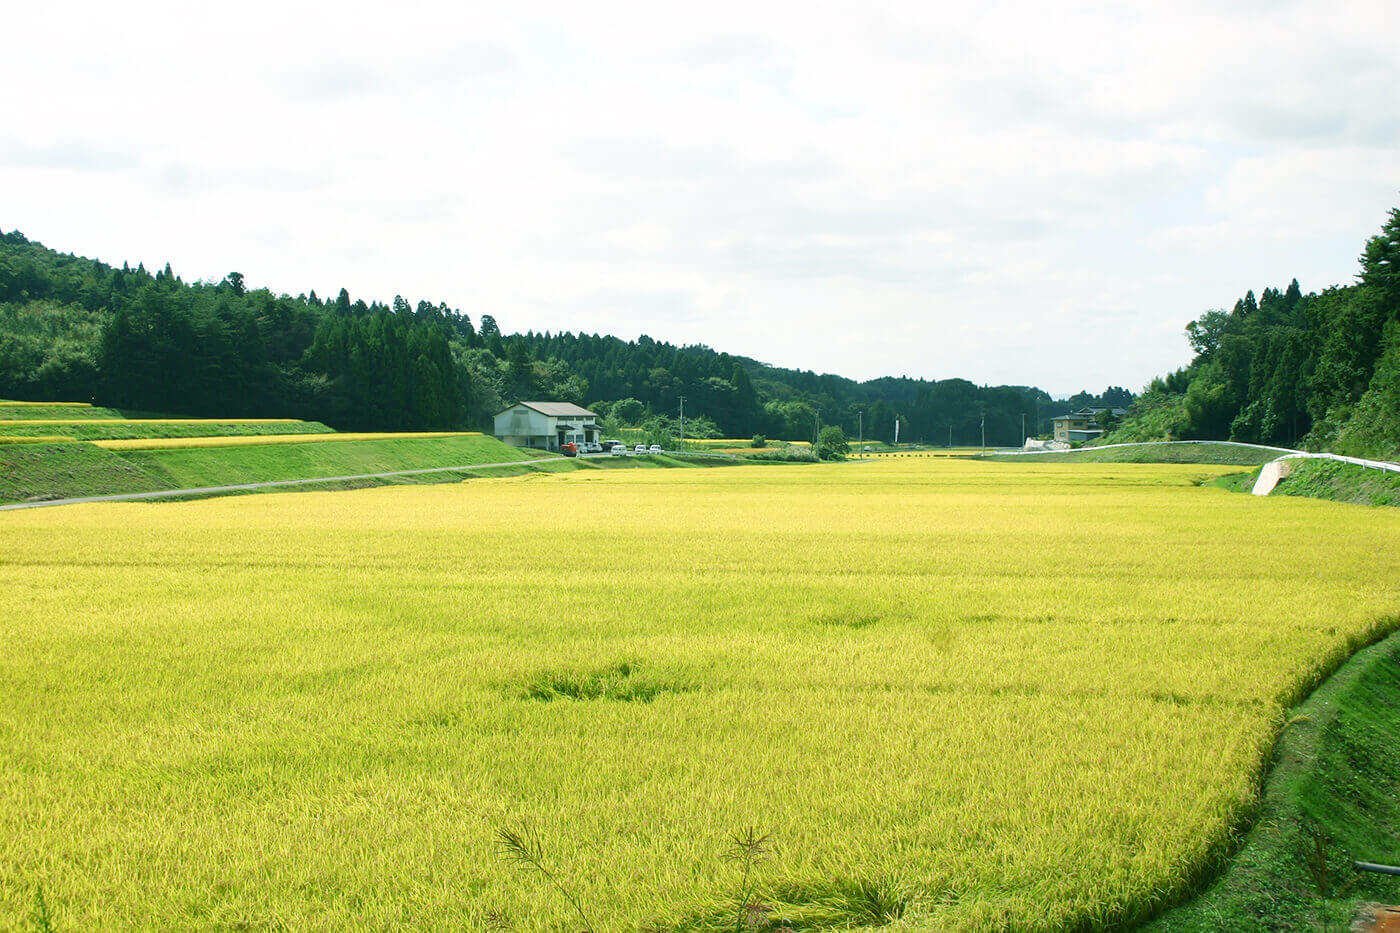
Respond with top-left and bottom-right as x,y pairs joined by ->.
0,403 -> 546,503
91,431 -> 479,451
2,459 -> 1397,929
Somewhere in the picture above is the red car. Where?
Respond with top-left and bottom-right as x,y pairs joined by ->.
559,443 -> 578,457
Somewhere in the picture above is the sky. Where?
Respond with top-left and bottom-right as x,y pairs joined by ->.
3,1 -> 1398,397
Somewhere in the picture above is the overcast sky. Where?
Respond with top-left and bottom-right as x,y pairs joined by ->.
4,1 -> 1398,396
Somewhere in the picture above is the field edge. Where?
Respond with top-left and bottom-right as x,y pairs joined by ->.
1141,622 -> 1400,931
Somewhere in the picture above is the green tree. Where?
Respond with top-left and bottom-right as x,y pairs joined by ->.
1357,206 -> 1400,306
609,397 -> 646,424
816,425 -> 848,460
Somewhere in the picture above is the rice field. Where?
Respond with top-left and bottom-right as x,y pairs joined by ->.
0,416 -> 336,442
2,458 -> 1398,930
0,435 -> 73,445
0,399 -> 90,405
0,401 -> 119,418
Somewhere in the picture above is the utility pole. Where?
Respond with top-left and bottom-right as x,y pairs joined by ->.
948,425 -> 952,448
678,396 -> 686,451
894,418 -> 900,445
1021,412 -> 1026,447
980,412 -> 986,453
858,411 -> 863,456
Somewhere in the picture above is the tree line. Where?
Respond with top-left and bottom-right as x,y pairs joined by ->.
1110,205 -> 1400,458
1,227 -> 1123,442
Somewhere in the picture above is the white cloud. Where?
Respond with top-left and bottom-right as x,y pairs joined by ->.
2,0 -> 1398,397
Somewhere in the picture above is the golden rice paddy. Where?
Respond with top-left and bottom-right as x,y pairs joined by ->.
1,458 -> 1397,930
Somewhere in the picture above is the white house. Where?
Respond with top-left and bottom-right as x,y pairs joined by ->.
493,401 -> 601,451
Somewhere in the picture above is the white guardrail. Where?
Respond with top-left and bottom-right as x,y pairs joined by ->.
989,439 -> 1301,456
1250,450 -> 1400,494
985,440 -> 1400,496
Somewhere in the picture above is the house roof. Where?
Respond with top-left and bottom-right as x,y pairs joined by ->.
499,401 -> 599,418
1050,407 -> 1127,421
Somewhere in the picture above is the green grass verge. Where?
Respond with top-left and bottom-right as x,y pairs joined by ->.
1145,628 -> 1400,931
113,435 -> 548,489
0,443 -> 178,502
1206,460 -> 1400,509
1273,459 -> 1400,508
0,436 -> 556,503
0,440 -> 753,505
0,420 -> 335,440
1205,471 -> 1259,494
149,461 -> 588,503
986,443 -> 1284,465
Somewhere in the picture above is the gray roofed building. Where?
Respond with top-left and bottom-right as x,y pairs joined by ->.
493,401 -> 601,451
511,401 -> 598,418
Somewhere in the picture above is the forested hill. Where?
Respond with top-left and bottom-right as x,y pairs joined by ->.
1108,205 -> 1400,459
0,230 -> 1119,443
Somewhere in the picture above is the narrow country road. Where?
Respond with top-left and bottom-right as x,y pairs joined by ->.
0,457 -> 567,512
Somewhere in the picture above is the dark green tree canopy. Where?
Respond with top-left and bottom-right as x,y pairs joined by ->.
1110,204 -> 1400,457
1,227 -> 1075,444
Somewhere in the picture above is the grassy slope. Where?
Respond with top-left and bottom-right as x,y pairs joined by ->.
115,435 -> 547,488
1146,629 -> 1400,931
0,443 -> 177,502
985,443 -> 1283,465
0,436 -> 553,503
1207,460 -> 1400,509
1273,458 -> 1400,508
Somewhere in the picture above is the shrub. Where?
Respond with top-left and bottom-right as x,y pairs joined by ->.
816,426 -> 848,460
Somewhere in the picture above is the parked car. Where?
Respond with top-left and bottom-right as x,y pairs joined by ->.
601,440 -> 624,451
610,443 -> 629,456
584,442 -> 603,454
559,442 -> 578,457
648,444 -> 663,454
634,444 -> 648,453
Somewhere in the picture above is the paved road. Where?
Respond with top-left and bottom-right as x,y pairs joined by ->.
0,457 -> 566,512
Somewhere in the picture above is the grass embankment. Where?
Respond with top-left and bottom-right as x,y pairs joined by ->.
120,435 -> 547,489
93,431 -> 474,451
1147,629 -> 1400,931
0,435 -> 552,503
1273,459 -> 1400,508
1207,459 -> 1400,509
0,442 -> 179,502
984,442 -> 1283,465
